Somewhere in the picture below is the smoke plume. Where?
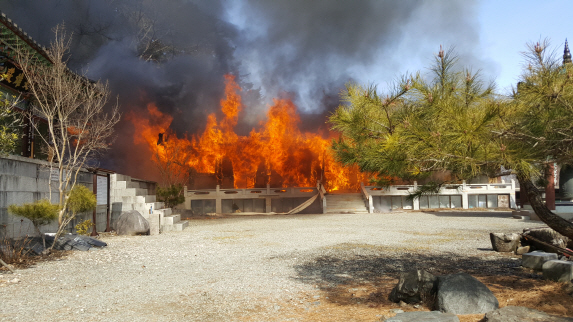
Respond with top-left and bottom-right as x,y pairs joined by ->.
0,0 -> 495,181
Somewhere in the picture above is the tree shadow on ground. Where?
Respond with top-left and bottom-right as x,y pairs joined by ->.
292,245 -> 546,308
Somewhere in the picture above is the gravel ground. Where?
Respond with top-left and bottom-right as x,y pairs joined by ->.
0,211 -> 542,321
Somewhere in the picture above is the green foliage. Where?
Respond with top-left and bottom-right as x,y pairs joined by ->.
157,184 -> 185,208
0,93 -> 22,155
75,219 -> 94,235
329,46 -> 500,187
502,40 -> 573,172
66,185 -> 97,216
8,199 -> 59,227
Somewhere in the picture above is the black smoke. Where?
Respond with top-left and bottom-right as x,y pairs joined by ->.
0,0 -> 495,181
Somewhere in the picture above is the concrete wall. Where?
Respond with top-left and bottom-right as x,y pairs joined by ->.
0,154 -> 109,238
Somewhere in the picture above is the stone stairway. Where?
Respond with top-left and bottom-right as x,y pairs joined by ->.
110,174 -> 189,232
324,193 -> 369,214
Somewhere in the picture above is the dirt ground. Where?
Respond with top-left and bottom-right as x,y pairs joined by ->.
2,212 -> 573,322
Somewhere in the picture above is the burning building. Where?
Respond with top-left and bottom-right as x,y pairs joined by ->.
129,74 -> 369,192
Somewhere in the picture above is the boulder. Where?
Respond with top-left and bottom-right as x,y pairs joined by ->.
114,210 -> 150,235
389,270 -> 437,304
522,251 -> 558,270
383,311 -> 459,322
542,260 -> 573,282
483,306 -> 573,322
490,233 -> 520,252
435,273 -> 499,315
522,227 -> 571,253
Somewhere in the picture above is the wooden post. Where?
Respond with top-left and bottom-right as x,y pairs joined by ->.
546,163 -> 556,210
91,171 -> 98,236
105,173 -> 111,232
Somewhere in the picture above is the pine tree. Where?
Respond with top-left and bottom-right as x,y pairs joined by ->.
329,43 -> 573,239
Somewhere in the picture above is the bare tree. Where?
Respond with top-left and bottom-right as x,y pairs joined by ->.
16,25 -> 120,244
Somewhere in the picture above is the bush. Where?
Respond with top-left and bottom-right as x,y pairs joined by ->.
75,219 -> 94,235
67,185 -> 97,215
8,199 -> 59,248
157,184 -> 185,208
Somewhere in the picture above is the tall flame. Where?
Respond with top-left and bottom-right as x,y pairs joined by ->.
128,74 -> 368,191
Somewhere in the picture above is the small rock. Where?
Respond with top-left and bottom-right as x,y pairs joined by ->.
523,251 -> 559,270
384,311 -> 460,322
391,309 -> 404,314
10,278 -> 20,283
490,232 -> 520,252
515,246 -> 530,255
399,301 -> 407,307
485,306 -> 573,322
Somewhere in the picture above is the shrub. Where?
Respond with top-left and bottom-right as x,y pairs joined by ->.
75,219 -> 94,235
157,184 -> 185,208
8,199 -> 59,248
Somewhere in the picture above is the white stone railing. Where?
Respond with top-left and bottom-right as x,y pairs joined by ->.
184,184 -> 319,213
363,180 -> 516,211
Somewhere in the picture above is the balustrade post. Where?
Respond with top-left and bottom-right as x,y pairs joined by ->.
215,185 -> 222,214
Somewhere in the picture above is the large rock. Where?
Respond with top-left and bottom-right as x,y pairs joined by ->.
542,260 -> 573,282
522,251 -> 558,270
384,311 -> 459,322
490,233 -> 520,252
435,273 -> 499,315
114,210 -> 150,235
483,306 -> 573,322
522,227 -> 571,252
389,270 -> 437,304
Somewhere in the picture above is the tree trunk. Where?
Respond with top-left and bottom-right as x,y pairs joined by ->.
517,172 -> 573,240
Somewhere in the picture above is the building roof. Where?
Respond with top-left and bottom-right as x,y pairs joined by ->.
0,11 -> 51,65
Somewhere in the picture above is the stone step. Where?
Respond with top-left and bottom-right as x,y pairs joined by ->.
120,187 -> 148,197
153,208 -> 172,217
111,174 -> 131,182
122,195 -> 147,204
327,203 -> 367,206
162,214 -> 181,225
145,195 -> 157,203
326,210 -> 369,214
162,220 -> 189,232
114,181 -> 127,190
145,202 -> 165,211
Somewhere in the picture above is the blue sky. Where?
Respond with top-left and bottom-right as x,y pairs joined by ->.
477,0 -> 571,93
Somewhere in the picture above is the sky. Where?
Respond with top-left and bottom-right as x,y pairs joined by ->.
477,0 -> 571,94
0,0 -> 571,177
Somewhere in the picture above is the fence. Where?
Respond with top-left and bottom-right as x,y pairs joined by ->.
360,180 -> 517,213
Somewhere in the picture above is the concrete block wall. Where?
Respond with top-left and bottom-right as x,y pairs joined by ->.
1,154 -> 109,238
0,154 -> 59,238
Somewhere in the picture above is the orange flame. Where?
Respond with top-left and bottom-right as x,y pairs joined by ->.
128,74 -> 368,191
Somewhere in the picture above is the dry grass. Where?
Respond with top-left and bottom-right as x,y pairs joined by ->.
235,274 -> 573,322
0,237 -> 69,272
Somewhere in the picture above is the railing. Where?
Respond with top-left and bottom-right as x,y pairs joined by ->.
317,181 -> 327,214
360,182 -> 373,213
186,185 -> 319,200
364,181 -> 515,196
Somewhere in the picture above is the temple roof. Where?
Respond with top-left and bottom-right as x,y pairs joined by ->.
0,11 -> 51,65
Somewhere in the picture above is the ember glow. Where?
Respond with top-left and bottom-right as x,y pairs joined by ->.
128,75 -> 368,191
